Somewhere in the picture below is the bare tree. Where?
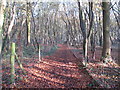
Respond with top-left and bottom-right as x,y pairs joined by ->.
77,1 -> 94,65
102,2 -> 111,62
0,0 -> 6,89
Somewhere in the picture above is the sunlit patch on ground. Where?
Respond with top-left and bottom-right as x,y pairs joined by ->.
2,44 -> 100,88
70,45 -> 120,88
3,44 -> 100,88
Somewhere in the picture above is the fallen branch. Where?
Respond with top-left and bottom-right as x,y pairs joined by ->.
15,53 -> 27,74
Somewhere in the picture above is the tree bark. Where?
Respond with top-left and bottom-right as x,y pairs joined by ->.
7,3 -> 16,38
0,0 -> 6,89
0,0 -> 6,54
77,1 -> 88,65
10,42 -> 15,84
26,2 -> 31,45
102,2 -> 111,61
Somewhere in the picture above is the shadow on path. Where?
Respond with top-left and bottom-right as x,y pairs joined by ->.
18,44 -> 100,88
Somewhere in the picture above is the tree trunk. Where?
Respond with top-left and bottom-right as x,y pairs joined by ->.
0,0 -> 6,54
102,2 -> 111,62
83,38 -> 88,62
0,0 -> 6,89
15,54 -> 25,74
78,1 -> 88,65
90,29 -> 96,59
26,2 -> 31,45
39,44 -> 42,62
10,42 -> 15,84
7,3 -> 16,38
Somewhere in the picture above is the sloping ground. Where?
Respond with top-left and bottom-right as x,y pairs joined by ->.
69,45 -> 120,88
2,44 -> 100,88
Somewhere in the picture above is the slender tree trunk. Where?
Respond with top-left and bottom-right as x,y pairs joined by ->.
99,34 -> 103,46
83,38 -> 88,61
78,1 -> 88,65
15,54 -> 25,74
26,2 -> 31,45
39,44 -> 41,62
17,30 -> 23,57
102,2 -> 111,62
10,42 -> 15,84
0,0 -> 6,89
0,0 -> 6,54
90,29 -> 96,59
118,1 -> 120,65
7,3 -> 16,38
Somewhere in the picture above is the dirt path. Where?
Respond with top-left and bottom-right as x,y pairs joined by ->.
17,44 -> 99,88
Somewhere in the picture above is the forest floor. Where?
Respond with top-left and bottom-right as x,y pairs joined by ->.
69,45 -> 120,88
2,44 -> 101,88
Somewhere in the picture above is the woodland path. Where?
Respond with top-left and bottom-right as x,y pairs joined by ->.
17,44 -> 99,88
